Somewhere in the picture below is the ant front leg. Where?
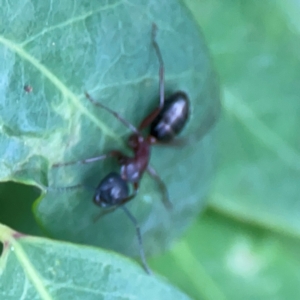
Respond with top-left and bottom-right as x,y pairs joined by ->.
139,24 -> 165,130
52,150 -> 125,168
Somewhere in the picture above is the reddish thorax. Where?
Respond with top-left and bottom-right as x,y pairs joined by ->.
120,134 -> 152,183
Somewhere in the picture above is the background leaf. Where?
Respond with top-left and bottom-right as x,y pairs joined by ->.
151,212 -> 300,300
0,224 -> 190,300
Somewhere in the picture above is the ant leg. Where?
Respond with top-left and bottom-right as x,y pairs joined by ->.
138,23 -> 165,130
53,154 -> 110,168
121,205 -> 152,275
152,23 -> 165,111
154,138 -> 187,148
146,165 -> 172,210
47,182 -> 99,193
119,181 -> 139,204
52,150 -> 125,168
93,206 -> 117,223
46,183 -> 83,192
85,92 -> 139,134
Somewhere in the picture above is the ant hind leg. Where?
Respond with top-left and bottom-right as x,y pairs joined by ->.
121,205 -> 152,275
146,165 -> 172,210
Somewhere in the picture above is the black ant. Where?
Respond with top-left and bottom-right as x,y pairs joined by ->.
52,24 -> 189,274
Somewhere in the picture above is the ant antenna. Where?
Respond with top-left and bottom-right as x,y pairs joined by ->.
152,23 -> 164,111
46,184 -> 97,194
138,24 -> 165,130
85,92 -> 140,134
46,184 -> 83,192
121,205 -> 152,275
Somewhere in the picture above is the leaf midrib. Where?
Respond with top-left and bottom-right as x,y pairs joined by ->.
0,224 -> 53,300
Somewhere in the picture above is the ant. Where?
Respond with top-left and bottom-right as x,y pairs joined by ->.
52,24 -> 189,274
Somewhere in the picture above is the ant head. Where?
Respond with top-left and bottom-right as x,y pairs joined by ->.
128,133 -> 143,149
93,172 -> 129,207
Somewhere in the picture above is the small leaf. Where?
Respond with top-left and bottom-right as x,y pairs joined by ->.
0,224 -> 190,300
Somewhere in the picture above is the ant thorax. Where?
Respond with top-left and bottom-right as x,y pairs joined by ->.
122,137 -> 151,183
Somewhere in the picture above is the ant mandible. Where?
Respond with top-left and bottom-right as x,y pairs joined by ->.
53,24 -> 189,274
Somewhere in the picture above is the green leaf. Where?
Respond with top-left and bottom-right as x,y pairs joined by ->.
0,224 -> 190,300
151,211 -> 300,300
0,0 -> 220,256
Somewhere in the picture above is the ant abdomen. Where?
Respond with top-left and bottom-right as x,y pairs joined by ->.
94,172 -> 129,208
150,91 -> 189,142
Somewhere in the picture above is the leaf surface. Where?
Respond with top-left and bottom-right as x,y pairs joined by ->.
0,224 -> 190,300
0,0 -> 220,256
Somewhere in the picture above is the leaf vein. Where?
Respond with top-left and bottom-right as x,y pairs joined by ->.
20,1 -> 124,47
0,35 -> 120,143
